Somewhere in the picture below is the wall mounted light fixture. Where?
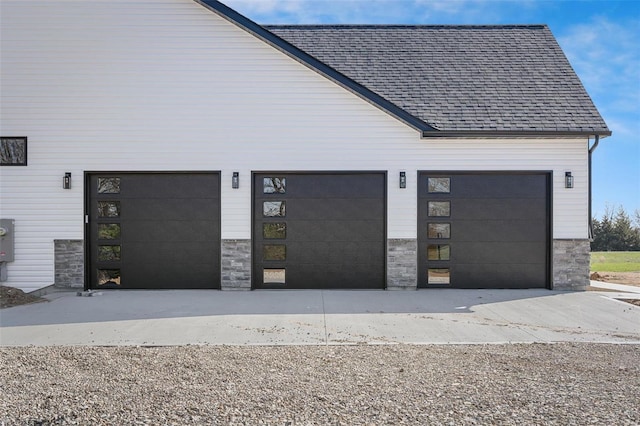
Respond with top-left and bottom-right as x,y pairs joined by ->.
565,171 -> 573,189
232,172 -> 239,189
399,171 -> 406,189
63,172 -> 71,189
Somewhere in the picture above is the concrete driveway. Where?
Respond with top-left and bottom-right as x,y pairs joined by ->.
1,284 -> 639,346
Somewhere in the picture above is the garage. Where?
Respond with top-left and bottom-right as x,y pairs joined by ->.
418,172 -> 551,289
253,172 -> 386,289
86,172 -> 221,289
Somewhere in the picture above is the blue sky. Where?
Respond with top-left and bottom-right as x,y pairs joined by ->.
225,0 -> 640,218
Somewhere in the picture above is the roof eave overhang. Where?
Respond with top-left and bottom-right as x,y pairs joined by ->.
421,129 -> 612,138
194,0 -> 436,133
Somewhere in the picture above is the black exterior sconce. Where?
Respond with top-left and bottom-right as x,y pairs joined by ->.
232,172 -> 239,189
63,172 -> 71,189
565,171 -> 573,189
399,171 -> 406,188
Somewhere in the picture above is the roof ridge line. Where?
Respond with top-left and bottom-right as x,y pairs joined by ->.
264,24 -> 549,29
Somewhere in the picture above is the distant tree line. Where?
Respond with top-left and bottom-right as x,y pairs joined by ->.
591,206 -> 640,251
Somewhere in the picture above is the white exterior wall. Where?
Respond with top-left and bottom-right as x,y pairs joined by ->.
0,0 -> 589,291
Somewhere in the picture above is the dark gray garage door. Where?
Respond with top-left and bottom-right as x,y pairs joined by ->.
253,172 -> 386,289
418,172 -> 550,289
87,172 -> 221,289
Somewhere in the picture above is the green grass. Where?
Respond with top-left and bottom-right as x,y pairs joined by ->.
590,251 -> 640,272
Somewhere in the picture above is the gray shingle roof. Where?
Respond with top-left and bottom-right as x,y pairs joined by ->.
266,25 -> 610,135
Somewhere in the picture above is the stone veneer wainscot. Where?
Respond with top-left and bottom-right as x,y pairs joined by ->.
221,239 -> 252,290
552,239 -> 591,290
387,239 -> 418,290
54,239 -> 84,288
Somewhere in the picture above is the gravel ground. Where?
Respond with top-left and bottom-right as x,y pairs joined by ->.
1,343 -> 638,425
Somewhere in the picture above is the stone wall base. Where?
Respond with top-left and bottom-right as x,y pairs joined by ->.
553,239 -> 591,290
221,239 -> 251,290
387,239 -> 417,290
54,239 -> 84,288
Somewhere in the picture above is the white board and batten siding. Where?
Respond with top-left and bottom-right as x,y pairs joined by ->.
0,0 -> 589,291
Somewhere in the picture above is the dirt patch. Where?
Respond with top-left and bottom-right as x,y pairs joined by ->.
619,299 -> 640,307
590,271 -> 640,286
0,286 -> 47,309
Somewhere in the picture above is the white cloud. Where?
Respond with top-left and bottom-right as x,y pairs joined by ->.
223,0 -> 499,24
556,16 -> 640,146
557,16 -> 640,114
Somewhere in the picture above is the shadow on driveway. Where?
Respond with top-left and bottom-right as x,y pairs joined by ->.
2,288 -> 575,327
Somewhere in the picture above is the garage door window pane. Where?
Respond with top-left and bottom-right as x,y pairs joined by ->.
428,268 -> 450,284
98,177 -> 120,194
264,245 -> 286,261
98,245 -> 121,262
428,223 -> 450,239
428,245 -> 450,261
428,201 -> 450,217
263,223 -> 286,239
98,224 -> 120,240
264,177 -> 286,194
428,177 -> 450,193
98,201 -> 120,218
97,269 -> 121,286
264,268 -> 285,284
263,201 -> 286,217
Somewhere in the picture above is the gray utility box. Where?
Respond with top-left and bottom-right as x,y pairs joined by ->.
0,219 -> 15,262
